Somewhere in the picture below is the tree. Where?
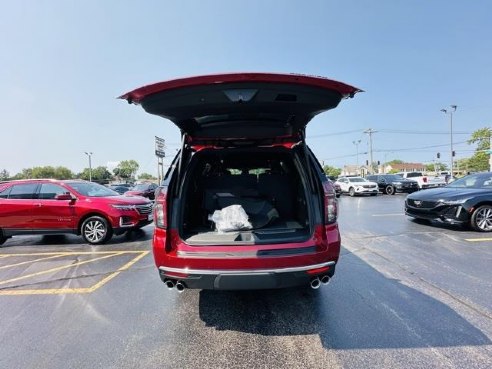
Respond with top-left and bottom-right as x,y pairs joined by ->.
0,169 -> 9,181
114,160 -> 139,179
138,172 -> 156,180
466,127 -> 491,172
322,165 -> 341,178
425,162 -> 448,172
54,166 -> 73,180
387,159 -> 403,165
31,166 -> 56,179
79,166 -> 112,182
12,168 -> 33,179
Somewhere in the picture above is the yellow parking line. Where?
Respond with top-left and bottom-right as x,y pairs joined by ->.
0,254 -> 68,270
465,238 -> 492,242
0,251 -> 145,257
0,251 -> 149,296
0,288 -> 91,296
86,251 -> 150,293
0,252 -> 123,286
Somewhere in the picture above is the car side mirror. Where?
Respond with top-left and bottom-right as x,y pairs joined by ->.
55,193 -> 74,201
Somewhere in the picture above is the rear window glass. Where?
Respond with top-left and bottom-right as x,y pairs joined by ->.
8,183 -> 38,199
406,172 -> 423,178
0,185 -> 12,198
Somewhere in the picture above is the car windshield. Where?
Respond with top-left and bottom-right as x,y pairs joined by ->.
132,184 -> 150,191
383,175 -> 404,181
446,173 -> 492,189
405,172 -> 423,178
348,177 -> 366,183
68,182 -> 119,197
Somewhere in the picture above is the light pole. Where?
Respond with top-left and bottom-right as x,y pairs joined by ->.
364,128 -> 377,174
84,152 -> 93,182
440,105 -> 457,175
353,139 -> 361,174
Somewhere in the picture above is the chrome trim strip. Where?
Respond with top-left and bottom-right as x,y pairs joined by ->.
159,261 -> 335,275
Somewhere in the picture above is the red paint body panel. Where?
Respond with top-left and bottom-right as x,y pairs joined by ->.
119,72 -> 362,103
152,225 -> 340,272
0,179 -> 152,238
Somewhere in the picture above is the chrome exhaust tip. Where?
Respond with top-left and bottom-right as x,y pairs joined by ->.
320,275 -> 331,285
175,281 -> 185,293
164,279 -> 175,290
310,277 -> 321,289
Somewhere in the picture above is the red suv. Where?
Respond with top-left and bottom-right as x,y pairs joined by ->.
120,73 -> 361,291
0,179 -> 153,245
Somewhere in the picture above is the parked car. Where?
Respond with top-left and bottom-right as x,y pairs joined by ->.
366,174 -> 419,195
396,171 -> 446,189
333,181 -> 342,198
125,182 -> 158,200
120,72 -> 361,291
0,179 -> 153,246
405,172 -> 492,231
335,176 -> 379,196
108,184 -> 130,195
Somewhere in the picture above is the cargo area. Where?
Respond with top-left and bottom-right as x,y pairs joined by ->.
180,149 -> 312,245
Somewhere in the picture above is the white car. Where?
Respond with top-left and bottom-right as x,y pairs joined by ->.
335,176 -> 379,197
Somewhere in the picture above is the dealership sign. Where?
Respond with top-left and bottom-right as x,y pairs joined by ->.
155,136 -> 165,157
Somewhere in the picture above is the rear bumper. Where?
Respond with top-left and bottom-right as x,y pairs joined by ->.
158,261 -> 336,290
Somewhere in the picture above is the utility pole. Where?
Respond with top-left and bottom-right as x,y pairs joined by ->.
84,152 -> 93,182
364,128 -> 377,174
441,105 -> 457,175
353,139 -> 361,174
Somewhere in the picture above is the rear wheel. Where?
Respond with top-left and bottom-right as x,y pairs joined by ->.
470,205 -> 492,232
349,187 -> 355,197
81,216 -> 113,244
385,185 -> 395,195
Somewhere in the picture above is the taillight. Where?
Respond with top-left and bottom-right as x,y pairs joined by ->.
322,182 -> 338,224
154,187 -> 167,228
423,177 -> 428,183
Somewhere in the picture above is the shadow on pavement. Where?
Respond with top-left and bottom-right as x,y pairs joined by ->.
0,228 -> 152,248
198,252 -> 490,350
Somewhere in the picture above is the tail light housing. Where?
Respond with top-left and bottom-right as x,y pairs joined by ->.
154,187 -> 168,228
322,182 -> 338,224
423,177 -> 428,183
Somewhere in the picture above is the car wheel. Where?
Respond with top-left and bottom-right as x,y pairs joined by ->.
470,205 -> 492,232
385,185 -> 395,195
81,216 -> 113,244
336,193 -> 341,198
349,187 -> 355,197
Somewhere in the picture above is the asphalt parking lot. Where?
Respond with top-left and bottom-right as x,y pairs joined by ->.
1,194 -> 491,369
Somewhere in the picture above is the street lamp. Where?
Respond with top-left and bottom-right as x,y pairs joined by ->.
441,105 -> 457,175
353,139 -> 361,174
84,152 -> 93,182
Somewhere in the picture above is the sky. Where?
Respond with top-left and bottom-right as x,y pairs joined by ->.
1,0 -> 491,176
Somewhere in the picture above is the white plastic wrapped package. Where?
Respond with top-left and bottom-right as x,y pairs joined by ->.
208,204 -> 253,233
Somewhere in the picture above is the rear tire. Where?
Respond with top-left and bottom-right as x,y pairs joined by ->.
81,216 -> 113,244
470,205 -> 492,232
349,187 -> 355,197
385,185 -> 395,195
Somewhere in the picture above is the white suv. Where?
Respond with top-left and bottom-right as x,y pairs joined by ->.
336,176 -> 379,197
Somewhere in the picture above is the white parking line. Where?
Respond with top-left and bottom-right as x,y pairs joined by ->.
465,238 -> 492,242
